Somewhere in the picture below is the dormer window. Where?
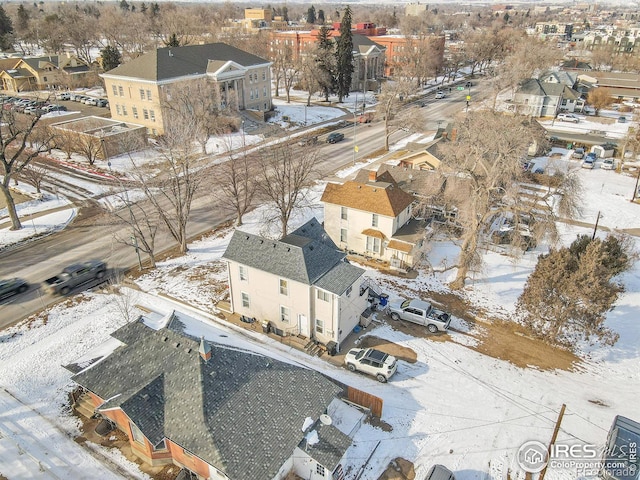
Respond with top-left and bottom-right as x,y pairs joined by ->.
372,214 -> 379,227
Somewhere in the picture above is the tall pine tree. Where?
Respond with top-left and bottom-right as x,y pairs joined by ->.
0,5 -> 13,51
335,6 -> 354,102
101,45 -> 122,72
306,6 -> 316,25
316,26 -> 336,102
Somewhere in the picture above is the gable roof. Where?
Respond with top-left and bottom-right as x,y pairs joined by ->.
72,322 -> 345,480
103,43 -> 270,82
222,218 -> 364,295
321,177 -> 414,217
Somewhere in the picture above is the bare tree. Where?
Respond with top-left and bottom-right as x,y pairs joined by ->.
257,142 -> 319,238
437,110 -> 581,289
377,80 -> 422,151
212,138 -> 258,227
299,44 -> 324,106
129,120 -> 203,254
75,135 -> 104,165
587,87 -> 613,116
0,110 -> 55,230
17,162 -> 48,194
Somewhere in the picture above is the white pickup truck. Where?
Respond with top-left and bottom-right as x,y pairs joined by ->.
387,298 -> 451,333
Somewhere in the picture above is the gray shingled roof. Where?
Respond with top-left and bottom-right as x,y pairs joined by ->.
104,43 -> 270,82
72,324 -> 344,480
300,424 -> 352,472
314,260 -> 365,295
222,218 -> 361,291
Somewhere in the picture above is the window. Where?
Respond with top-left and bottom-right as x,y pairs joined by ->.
143,109 -> 149,120
372,213 -> 379,227
139,88 -> 145,100
150,110 -> 156,122
241,292 -> 250,308
280,306 -> 290,323
340,228 -> 347,243
250,90 -> 254,100
151,128 -> 157,136
346,286 -> 352,297
317,290 -> 330,302
262,71 -> 266,80
341,207 -> 348,220
132,107 -> 138,119
279,279 -> 288,295
263,86 -> 267,97
315,318 -> 324,334
130,421 -> 145,444
112,85 -> 118,96
116,104 -> 121,115
239,265 -> 248,281
152,439 -> 167,451
146,90 -> 152,100
366,236 -> 381,253
122,105 -> 127,116
118,85 -> 124,96
316,464 -> 325,476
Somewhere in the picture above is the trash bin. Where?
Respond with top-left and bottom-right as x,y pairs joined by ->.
262,321 -> 271,333
378,293 -> 389,307
326,341 -> 338,356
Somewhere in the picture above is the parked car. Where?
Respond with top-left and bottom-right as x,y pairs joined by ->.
326,132 -> 344,144
96,99 -> 109,107
425,465 -> 456,480
49,104 -> 67,112
582,153 -> 597,169
435,90 -> 446,99
44,260 -> 107,295
602,158 -> 615,170
84,97 -> 98,105
557,113 -> 579,123
344,348 -> 397,383
0,278 -> 29,300
24,106 -> 40,115
55,92 -> 70,101
387,298 -> 451,333
571,148 -> 585,160
618,116 -> 627,123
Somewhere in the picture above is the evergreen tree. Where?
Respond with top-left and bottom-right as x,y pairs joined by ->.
282,6 -> 289,22
119,0 -> 130,12
306,6 -> 316,25
166,33 -> 180,47
0,6 -> 14,51
316,26 -> 336,101
101,45 -> 122,72
151,3 -> 160,16
17,4 -> 29,32
517,234 -> 632,348
317,9 -> 325,24
335,6 -> 354,102
140,2 -> 148,14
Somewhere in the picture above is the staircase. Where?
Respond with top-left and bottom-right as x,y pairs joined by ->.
304,341 -> 325,357
74,391 -> 96,419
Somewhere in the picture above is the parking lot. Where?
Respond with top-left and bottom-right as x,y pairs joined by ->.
0,92 -> 111,119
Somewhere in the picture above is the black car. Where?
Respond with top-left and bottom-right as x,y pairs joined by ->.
0,278 -> 29,299
327,132 -> 345,144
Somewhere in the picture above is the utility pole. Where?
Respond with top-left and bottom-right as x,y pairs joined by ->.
539,404 -> 566,480
592,211 -> 601,240
353,92 -> 358,165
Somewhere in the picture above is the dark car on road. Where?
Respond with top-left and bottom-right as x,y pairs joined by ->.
327,132 -> 345,144
0,278 -> 29,300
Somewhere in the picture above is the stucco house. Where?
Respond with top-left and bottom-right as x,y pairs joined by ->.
222,218 -> 369,351
321,170 -> 426,272
100,43 -> 272,135
0,54 -> 91,92
69,314 -> 369,480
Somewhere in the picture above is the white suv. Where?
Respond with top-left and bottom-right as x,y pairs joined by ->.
344,348 -> 397,382
557,113 -> 579,123
435,91 -> 446,99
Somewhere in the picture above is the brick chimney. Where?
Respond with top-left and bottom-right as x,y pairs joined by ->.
369,170 -> 377,182
199,336 -> 211,362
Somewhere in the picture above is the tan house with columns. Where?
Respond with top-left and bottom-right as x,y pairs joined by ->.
100,43 -> 272,136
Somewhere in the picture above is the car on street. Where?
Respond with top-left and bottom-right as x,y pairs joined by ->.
571,148 -> 585,160
435,90 -> 446,99
326,132 -> 344,144
0,278 -> 29,300
582,153 -> 597,169
601,158 -> 615,170
387,298 -> 451,332
297,135 -> 318,147
557,113 -> 579,123
344,348 -> 398,382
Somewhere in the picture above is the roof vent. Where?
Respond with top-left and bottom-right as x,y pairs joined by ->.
259,239 -> 263,244
168,50 -> 174,57
309,245 -> 314,251
245,235 -> 249,240
273,243 -> 277,248
162,336 -> 168,342
142,394 -> 149,400
173,342 -> 180,348
185,348 -> 192,354
287,247 -> 290,252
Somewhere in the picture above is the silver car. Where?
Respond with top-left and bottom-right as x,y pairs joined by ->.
387,298 -> 451,333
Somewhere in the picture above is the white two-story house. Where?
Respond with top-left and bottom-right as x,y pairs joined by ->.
321,170 -> 426,272
222,218 -> 368,352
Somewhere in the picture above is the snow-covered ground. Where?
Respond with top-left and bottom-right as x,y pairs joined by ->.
1,141 -> 640,479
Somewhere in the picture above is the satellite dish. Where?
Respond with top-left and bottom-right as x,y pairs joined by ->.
319,414 -> 332,426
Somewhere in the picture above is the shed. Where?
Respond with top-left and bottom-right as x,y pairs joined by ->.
591,144 -> 615,158
601,415 -> 640,480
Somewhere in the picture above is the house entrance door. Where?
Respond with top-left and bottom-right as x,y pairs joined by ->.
298,314 -> 309,338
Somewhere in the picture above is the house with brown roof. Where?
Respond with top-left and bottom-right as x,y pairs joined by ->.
321,170 -> 426,271
0,54 -> 91,92
100,43 -> 272,136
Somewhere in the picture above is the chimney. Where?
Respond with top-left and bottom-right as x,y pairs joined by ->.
199,336 -> 212,362
369,170 -> 377,182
